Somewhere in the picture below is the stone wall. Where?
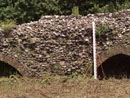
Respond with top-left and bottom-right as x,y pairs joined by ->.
0,9 -> 130,77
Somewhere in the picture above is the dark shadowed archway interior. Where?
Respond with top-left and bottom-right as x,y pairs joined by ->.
98,54 -> 130,79
0,61 -> 22,77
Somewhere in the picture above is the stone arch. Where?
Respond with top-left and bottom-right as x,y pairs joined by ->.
0,53 -> 26,76
98,46 -> 130,79
99,46 -> 130,63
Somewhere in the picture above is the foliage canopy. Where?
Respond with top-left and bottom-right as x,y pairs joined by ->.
0,0 -> 129,23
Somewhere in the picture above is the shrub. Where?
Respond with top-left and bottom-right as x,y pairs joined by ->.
116,0 -> 130,10
72,6 -> 79,16
0,20 -> 16,33
0,0 -> 129,24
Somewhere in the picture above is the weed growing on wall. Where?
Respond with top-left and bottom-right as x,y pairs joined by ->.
72,6 -> 79,17
96,23 -> 113,36
0,20 -> 16,34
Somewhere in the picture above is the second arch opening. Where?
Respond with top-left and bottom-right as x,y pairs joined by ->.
98,54 -> 130,79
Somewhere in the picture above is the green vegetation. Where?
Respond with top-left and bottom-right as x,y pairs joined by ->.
72,6 -> 79,16
0,0 -> 129,24
96,23 -> 114,36
0,20 -> 16,33
30,50 -> 35,55
0,75 -> 129,98
17,49 -> 23,54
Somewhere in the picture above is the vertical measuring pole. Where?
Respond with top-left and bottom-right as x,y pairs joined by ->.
92,21 -> 97,79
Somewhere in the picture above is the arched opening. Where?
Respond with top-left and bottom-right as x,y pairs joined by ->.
0,61 -> 22,77
98,54 -> 130,79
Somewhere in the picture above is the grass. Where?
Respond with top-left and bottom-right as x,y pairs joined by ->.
0,74 -> 129,98
96,23 -> 113,36
0,20 -> 16,33
72,6 -> 79,17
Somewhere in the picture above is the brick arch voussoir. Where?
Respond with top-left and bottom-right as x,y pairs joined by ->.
0,53 -> 25,76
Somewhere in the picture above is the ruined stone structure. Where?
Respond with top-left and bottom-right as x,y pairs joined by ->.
0,9 -> 129,77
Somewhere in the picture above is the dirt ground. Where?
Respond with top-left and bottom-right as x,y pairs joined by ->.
0,75 -> 130,98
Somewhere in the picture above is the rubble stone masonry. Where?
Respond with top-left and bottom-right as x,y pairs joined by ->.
0,9 -> 129,77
